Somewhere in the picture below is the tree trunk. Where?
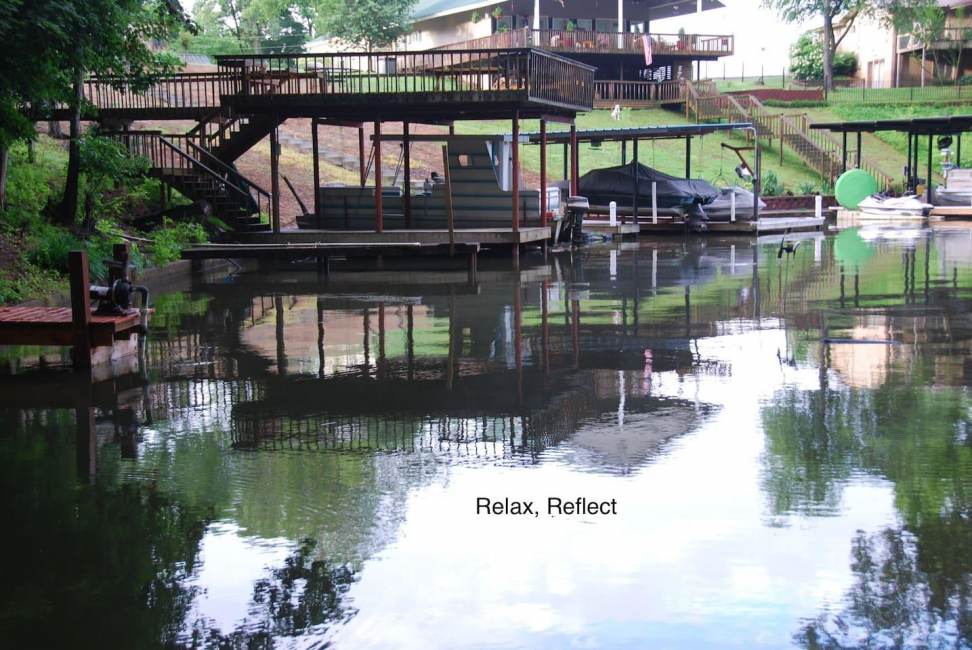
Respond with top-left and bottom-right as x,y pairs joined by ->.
0,145 -> 8,211
822,12 -> 834,92
61,65 -> 83,226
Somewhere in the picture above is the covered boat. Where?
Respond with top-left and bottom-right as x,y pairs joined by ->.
579,161 -> 720,215
705,186 -> 766,221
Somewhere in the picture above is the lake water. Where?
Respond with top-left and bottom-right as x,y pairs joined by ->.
2,227 -> 971,648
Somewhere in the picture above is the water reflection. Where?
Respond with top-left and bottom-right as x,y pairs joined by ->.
1,229 -> 972,647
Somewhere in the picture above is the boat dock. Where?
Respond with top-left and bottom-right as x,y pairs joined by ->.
0,248 -> 148,369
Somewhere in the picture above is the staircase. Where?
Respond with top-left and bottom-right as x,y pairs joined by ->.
684,81 -> 894,189
109,131 -> 272,233
195,112 -> 285,163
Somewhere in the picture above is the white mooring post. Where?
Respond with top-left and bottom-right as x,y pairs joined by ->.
609,201 -> 617,226
730,189 -> 736,222
651,182 -> 658,225
815,194 -> 823,219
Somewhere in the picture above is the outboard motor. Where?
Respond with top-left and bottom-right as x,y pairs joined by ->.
564,196 -> 590,245
686,202 -> 709,233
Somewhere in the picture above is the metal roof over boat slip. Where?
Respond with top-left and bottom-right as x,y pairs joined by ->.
521,122 -> 756,143
809,115 -> 972,135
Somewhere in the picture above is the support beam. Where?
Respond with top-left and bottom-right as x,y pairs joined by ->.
512,111 -> 520,232
958,132 -> 963,168
632,139 -> 639,224
855,131 -> 862,169
563,142 -> 569,180
312,118 -> 320,224
540,119 -> 547,227
403,121 -> 412,228
270,124 -> 281,233
358,126 -> 366,187
374,121 -> 383,233
906,131 -> 913,192
927,133 -> 934,204
569,123 -> 578,196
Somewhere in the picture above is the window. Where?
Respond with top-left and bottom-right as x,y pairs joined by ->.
595,19 -> 618,33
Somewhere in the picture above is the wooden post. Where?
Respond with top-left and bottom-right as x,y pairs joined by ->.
270,123 -> 281,233
358,126 -> 366,187
442,145 -> 455,255
274,295 -> 286,376
374,121 -> 383,233
403,121 -> 412,228
540,119 -> 547,226
68,250 -> 92,369
312,118 -> 320,222
632,139 -> 639,224
512,111 -> 520,232
569,123 -> 578,196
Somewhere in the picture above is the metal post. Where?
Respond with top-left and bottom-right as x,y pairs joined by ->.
841,131 -> 848,174
856,131 -> 862,169
621,139 -> 627,164
512,111 -> 520,232
311,118 -> 320,223
685,137 -> 691,178
753,138 -> 762,221
540,119 -> 547,226
958,132 -> 963,168
563,142 -> 569,180
403,121 -> 412,228
270,124 -> 281,233
906,130 -> 913,191
374,121 -> 383,233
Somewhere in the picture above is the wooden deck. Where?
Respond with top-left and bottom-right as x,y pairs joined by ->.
0,307 -> 143,347
633,215 -> 826,235
231,227 -> 551,246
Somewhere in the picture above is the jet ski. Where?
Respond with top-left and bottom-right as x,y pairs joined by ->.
856,194 -> 931,217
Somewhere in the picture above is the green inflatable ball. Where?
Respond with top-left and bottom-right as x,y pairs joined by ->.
834,169 -> 878,210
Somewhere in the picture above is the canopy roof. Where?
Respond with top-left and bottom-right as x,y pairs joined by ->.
524,122 -> 754,144
809,115 -> 972,136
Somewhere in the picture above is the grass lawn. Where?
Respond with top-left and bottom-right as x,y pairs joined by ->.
781,103 -> 972,186
455,107 -> 823,194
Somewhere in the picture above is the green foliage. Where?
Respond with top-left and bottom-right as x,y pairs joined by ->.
185,0 -> 316,54
796,181 -> 818,195
0,1 -> 190,147
761,170 -> 784,196
790,32 -> 857,81
316,0 -> 417,50
149,218 -> 208,266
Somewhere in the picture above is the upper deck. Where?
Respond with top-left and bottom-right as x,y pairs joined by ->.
45,48 -> 594,123
437,29 -> 734,60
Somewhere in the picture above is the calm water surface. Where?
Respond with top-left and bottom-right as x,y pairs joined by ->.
2,227 -> 972,648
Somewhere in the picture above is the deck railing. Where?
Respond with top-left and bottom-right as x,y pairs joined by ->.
104,130 -> 271,217
437,28 -> 734,57
214,48 -> 594,111
81,72 -> 224,112
593,79 -> 684,106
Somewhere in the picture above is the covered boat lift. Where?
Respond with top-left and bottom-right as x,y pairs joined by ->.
521,122 -> 763,226
810,115 -> 972,205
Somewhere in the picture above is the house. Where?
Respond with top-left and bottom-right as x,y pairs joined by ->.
837,0 -> 972,87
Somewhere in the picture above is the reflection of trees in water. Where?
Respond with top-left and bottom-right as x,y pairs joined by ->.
0,410 -> 209,648
796,519 -> 972,648
188,539 -> 358,647
760,374 -> 972,646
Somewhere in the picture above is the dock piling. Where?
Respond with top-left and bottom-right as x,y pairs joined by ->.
68,251 -> 92,369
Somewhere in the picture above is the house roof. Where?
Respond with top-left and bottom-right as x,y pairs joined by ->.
412,0 -> 503,22
412,0 -> 725,23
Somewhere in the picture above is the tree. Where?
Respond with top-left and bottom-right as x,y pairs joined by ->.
188,0 -> 317,54
763,0 -> 870,91
0,1 -> 189,222
789,32 -> 858,81
316,0 -> 417,52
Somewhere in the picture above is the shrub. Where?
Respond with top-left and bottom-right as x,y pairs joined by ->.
149,218 -> 208,266
761,170 -> 784,196
797,181 -> 818,195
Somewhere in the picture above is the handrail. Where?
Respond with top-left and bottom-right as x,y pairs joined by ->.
435,28 -> 734,56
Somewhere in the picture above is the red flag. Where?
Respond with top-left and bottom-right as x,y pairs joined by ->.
642,34 -> 653,66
